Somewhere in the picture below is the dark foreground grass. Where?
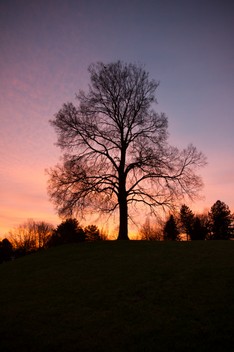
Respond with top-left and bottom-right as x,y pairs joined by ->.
0,241 -> 233,352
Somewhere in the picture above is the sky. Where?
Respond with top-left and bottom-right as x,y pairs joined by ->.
0,0 -> 234,237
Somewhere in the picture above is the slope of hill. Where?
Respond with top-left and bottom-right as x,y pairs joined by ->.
0,241 -> 233,351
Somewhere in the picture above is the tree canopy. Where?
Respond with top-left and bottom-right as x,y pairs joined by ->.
48,61 -> 206,240
208,200 -> 233,240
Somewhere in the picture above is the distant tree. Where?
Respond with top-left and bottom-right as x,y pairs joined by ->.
84,225 -> 101,241
9,220 -> 37,254
48,218 -> 85,246
9,220 -> 54,255
179,204 -> 194,240
139,218 -> 162,240
190,216 -> 207,240
197,212 -> 210,237
48,61 -> 206,240
0,238 -> 13,263
208,200 -> 233,240
163,215 -> 180,241
36,221 -> 54,249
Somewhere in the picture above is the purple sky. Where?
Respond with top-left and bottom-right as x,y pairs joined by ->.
0,0 -> 234,236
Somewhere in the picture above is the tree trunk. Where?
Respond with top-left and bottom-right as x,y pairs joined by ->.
117,144 -> 129,240
117,195 -> 129,240
117,170 -> 129,240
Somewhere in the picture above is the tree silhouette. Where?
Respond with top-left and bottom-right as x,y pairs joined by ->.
190,216 -> 207,240
84,225 -> 101,241
139,217 -> 162,240
9,220 -> 54,255
36,221 -> 54,249
179,204 -> 194,240
49,218 -> 85,246
208,200 -> 233,240
48,61 -> 206,240
163,215 -> 180,241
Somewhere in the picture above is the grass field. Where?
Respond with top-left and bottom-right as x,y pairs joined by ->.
0,241 -> 233,351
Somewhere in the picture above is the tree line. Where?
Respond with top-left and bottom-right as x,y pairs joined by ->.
0,219 -> 107,263
1,199 -> 233,263
140,200 -> 234,241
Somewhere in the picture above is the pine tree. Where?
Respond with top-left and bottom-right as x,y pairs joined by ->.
163,215 -> 180,241
180,204 -> 194,240
208,200 -> 233,240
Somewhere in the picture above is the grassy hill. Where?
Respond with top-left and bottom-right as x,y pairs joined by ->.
0,241 -> 234,351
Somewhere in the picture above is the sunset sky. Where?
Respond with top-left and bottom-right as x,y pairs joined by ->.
0,0 -> 234,237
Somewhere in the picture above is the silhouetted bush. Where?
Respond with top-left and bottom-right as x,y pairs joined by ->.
0,238 -> 13,263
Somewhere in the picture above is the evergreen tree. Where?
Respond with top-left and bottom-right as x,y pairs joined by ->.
190,216 -> 207,240
180,204 -> 194,240
84,225 -> 101,241
49,218 -> 85,246
163,215 -> 180,241
208,200 -> 233,240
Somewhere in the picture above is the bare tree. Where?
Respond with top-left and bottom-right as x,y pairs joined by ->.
36,221 -> 54,249
139,217 -> 163,241
9,219 -> 54,253
48,61 -> 206,240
